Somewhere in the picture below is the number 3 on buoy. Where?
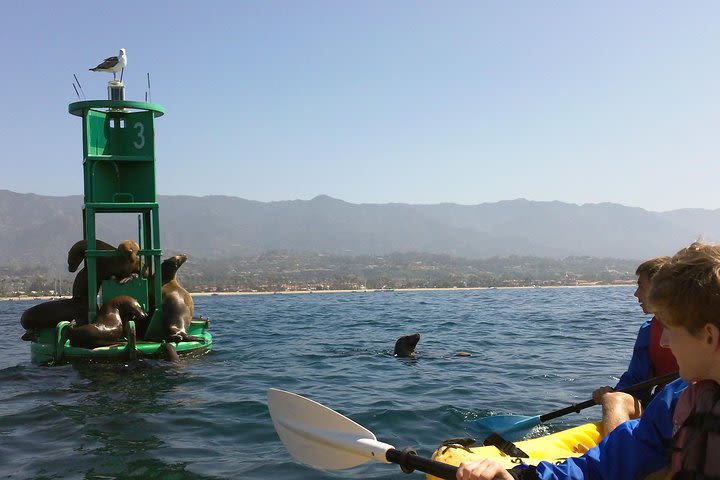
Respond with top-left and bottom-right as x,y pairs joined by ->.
133,121 -> 145,149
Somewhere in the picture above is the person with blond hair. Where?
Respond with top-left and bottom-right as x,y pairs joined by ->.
592,256 -> 678,434
457,241 -> 720,480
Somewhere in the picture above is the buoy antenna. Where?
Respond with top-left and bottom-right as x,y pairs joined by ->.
73,74 -> 86,99
146,73 -> 152,102
72,82 -> 81,100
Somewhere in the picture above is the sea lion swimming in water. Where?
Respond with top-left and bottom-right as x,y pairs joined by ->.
392,333 -> 472,358
66,295 -> 147,349
394,333 -> 421,357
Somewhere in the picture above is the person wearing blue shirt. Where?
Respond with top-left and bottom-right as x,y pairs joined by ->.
532,378 -> 686,480
592,256 -> 677,434
456,242 -> 719,480
613,318 -> 652,392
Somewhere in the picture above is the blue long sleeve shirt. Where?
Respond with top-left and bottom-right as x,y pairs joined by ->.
533,378 -> 687,480
615,320 -> 652,399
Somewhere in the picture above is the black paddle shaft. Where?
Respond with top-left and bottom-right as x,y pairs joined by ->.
386,447 -> 457,480
538,371 -> 679,423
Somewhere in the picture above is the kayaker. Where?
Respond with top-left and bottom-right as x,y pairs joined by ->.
456,241 -> 720,480
592,255 -> 678,434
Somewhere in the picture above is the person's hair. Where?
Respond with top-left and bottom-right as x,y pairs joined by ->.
648,242 -> 720,335
635,256 -> 671,280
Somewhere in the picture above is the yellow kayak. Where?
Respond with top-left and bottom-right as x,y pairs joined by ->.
427,422 -> 604,479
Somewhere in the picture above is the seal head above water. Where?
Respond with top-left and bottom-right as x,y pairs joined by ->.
394,333 -> 421,357
392,333 -> 471,358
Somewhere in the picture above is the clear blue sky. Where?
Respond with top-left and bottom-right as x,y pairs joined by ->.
2,1 -> 718,212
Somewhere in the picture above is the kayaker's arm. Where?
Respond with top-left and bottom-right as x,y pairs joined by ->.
534,379 -> 685,480
596,390 -> 643,436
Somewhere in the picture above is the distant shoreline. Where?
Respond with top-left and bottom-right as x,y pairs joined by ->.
0,283 -> 633,302
190,283 -> 632,297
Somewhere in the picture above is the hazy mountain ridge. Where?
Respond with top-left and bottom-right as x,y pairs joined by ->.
1,189 -> 719,271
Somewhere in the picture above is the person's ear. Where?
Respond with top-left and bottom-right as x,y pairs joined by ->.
704,323 -> 720,349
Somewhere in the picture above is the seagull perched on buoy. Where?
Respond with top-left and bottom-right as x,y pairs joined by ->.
89,48 -> 127,80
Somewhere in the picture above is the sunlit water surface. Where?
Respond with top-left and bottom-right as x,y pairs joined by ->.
0,287 -> 641,479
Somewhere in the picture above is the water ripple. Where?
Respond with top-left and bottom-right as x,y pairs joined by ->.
0,287 -> 641,479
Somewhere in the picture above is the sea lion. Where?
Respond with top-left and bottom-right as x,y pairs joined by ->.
160,342 -> 181,362
66,295 -> 147,349
70,239 -> 142,324
67,239 -> 116,272
394,333 -> 421,357
20,299 -> 82,340
71,239 -> 142,300
20,239 -> 143,339
160,254 -> 203,343
392,333 -> 472,358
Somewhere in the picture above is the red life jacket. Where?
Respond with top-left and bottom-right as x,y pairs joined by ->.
671,380 -> 720,479
649,316 -> 679,380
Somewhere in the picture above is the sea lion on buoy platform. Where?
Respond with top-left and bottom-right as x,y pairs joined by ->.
160,254 -> 203,343
67,239 -> 116,272
20,299 -> 82,339
20,239 -> 143,340
66,295 -> 147,349
71,239 -> 142,300
394,333 -> 421,357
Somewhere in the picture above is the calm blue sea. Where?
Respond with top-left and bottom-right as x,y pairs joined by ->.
0,287 -> 641,479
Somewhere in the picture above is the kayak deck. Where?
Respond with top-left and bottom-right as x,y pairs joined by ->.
427,422 -> 604,479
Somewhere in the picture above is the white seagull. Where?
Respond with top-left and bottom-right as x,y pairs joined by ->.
89,48 -> 127,80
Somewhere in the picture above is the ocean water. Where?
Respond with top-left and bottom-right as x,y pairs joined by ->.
0,287 -> 642,479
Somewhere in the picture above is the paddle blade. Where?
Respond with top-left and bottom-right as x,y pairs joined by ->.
267,388 -> 394,470
472,414 -> 541,439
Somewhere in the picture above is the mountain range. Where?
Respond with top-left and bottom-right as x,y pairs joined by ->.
1,189 -> 718,270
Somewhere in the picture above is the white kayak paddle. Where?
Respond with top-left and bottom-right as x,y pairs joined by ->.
267,388 -> 458,479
